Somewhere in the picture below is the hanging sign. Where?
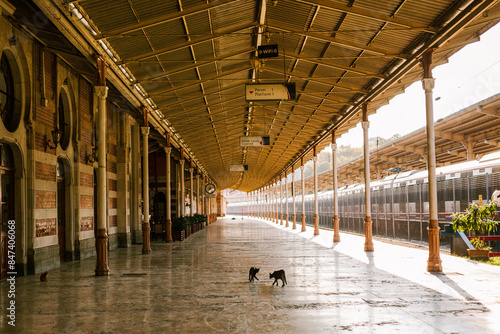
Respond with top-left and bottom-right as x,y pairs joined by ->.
245,83 -> 296,101
239,136 -> 270,147
258,44 -> 279,58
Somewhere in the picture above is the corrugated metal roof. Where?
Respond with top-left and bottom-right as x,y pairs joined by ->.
56,0 -> 500,192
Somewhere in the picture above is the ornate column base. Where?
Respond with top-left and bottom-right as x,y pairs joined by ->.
292,214 -> 296,230
142,222 -> 152,254
364,217 -> 374,252
95,229 -> 109,276
285,214 -> 289,227
165,218 -> 173,243
301,214 -> 306,232
333,215 -> 341,242
427,224 -> 442,272
314,214 -> 319,235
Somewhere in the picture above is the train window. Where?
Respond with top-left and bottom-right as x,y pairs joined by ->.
473,168 -> 492,176
423,202 -> 429,213
408,202 -> 416,213
393,203 -> 400,213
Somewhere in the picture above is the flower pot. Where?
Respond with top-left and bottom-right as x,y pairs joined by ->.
467,248 -> 490,260
172,229 -> 185,242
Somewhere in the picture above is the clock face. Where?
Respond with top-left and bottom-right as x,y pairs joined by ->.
205,183 -> 216,194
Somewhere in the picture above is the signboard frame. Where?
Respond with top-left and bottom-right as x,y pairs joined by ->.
245,83 -> 296,102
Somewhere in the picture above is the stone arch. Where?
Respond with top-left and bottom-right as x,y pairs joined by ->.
56,155 -> 76,261
0,139 -> 27,275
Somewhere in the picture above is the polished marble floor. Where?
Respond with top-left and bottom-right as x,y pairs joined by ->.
2,216 -> 500,333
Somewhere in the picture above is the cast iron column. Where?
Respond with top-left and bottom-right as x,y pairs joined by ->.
94,56 -> 110,276
285,171 -> 289,227
313,146 -> 320,235
196,172 -> 200,215
180,154 -> 185,217
164,141 -> 172,243
422,49 -> 443,272
189,164 -> 194,216
362,104 -> 374,252
141,108 -> 151,254
301,157 -> 306,232
332,130 -> 341,242
279,176 -> 283,225
274,179 -> 280,224
292,167 -> 296,229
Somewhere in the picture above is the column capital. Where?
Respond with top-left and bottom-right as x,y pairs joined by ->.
164,147 -> 172,154
141,127 -> 150,136
331,143 -> 337,151
313,156 -> 318,162
362,120 -> 370,130
421,78 -> 435,92
94,86 -> 108,99
180,159 -> 185,165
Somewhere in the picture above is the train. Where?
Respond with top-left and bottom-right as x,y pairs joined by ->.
227,152 -> 500,243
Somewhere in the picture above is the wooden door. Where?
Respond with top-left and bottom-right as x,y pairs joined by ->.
57,175 -> 66,262
1,170 -> 14,279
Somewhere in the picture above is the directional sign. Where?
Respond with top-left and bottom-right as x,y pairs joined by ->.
240,136 -> 270,147
245,83 -> 296,101
230,165 -> 248,172
258,44 -> 279,58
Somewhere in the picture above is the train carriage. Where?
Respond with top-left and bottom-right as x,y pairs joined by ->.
227,153 -> 500,247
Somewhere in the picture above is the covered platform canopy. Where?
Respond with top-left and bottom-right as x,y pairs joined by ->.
308,93 -> 500,189
31,0 -> 500,191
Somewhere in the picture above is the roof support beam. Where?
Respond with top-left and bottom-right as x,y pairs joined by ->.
296,0 -> 438,32
94,0 -> 237,39
117,22 -> 257,63
151,65 -> 251,96
135,48 -> 254,82
268,22 -> 406,57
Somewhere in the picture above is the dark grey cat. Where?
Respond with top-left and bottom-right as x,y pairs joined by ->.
270,269 -> 287,287
249,267 -> 260,282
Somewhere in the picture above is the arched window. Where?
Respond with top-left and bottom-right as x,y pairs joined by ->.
58,86 -> 71,151
0,51 -> 22,132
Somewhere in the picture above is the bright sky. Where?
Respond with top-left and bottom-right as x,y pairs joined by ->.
334,22 -> 500,149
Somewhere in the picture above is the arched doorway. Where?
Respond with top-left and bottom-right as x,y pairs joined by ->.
0,144 -> 15,279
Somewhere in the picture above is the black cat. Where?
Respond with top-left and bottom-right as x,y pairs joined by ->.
249,267 -> 260,282
270,269 -> 287,287
40,271 -> 49,282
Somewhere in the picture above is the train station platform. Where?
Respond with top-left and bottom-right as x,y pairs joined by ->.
2,217 -> 500,333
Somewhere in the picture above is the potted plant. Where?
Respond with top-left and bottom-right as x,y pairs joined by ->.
468,237 -> 492,259
452,200 -> 498,259
171,216 -> 188,241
